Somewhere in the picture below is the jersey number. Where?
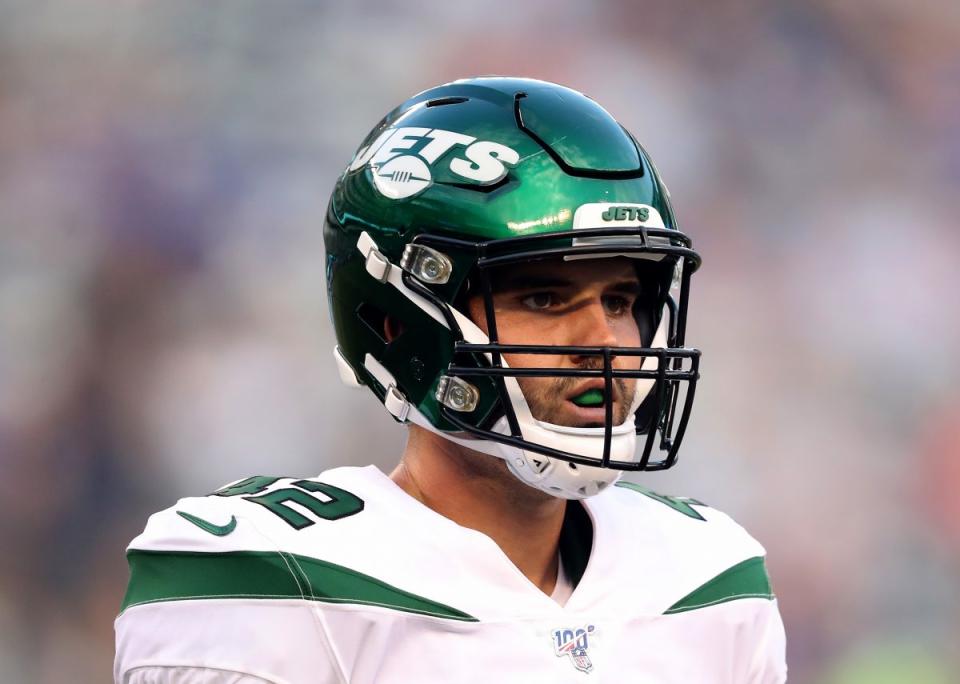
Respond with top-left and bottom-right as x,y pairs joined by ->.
214,476 -> 364,529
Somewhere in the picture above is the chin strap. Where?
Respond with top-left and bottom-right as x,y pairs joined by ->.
360,352 -> 518,458
359,350 -> 617,500
361,353 -> 411,423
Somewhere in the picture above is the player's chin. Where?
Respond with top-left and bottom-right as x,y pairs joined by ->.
533,402 -> 628,429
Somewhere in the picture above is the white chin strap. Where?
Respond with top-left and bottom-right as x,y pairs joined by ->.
348,231 -> 668,500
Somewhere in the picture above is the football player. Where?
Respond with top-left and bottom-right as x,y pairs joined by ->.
115,77 -> 787,682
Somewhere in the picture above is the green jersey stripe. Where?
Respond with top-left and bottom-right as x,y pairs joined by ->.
121,549 -> 478,622
664,556 -> 773,614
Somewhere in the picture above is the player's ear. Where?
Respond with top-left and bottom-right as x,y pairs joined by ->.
384,315 -> 405,342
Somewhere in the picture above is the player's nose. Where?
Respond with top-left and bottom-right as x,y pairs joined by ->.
568,300 -> 619,351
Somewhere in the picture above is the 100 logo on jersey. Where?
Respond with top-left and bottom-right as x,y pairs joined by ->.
552,624 -> 596,674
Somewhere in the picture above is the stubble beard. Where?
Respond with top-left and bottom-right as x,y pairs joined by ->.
518,373 -> 636,427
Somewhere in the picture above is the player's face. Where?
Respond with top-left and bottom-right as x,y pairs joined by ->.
467,258 -> 644,429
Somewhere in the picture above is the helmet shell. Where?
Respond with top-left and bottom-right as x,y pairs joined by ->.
325,76 -> 681,438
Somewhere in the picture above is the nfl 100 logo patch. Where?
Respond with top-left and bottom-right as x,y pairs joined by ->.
551,624 -> 596,674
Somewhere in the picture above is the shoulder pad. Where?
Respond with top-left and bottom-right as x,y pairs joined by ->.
597,480 -> 771,614
613,480 -> 712,522
610,480 -> 764,552
128,474 -> 368,554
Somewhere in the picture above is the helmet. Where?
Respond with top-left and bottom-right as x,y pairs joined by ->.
324,77 -> 701,499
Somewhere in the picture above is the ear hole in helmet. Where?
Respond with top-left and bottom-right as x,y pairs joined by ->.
383,316 -> 405,343
356,302 -> 408,345
356,302 -> 388,344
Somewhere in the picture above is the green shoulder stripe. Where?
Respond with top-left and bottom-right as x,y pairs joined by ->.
121,549 -> 477,622
665,556 -> 773,614
615,481 -> 707,520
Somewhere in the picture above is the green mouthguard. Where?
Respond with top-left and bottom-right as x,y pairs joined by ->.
572,388 -> 605,407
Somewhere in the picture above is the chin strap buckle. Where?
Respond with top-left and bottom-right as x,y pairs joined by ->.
358,231 -> 391,283
384,385 -> 410,422
363,353 -> 411,423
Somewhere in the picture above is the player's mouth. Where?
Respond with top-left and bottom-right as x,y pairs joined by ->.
563,387 -> 612,428
567,382 -> 619,419
570,387 -> 607,408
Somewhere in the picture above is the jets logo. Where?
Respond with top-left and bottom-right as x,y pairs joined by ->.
348,126 -> 520,200
601,205 -> 649,222
552,624 -> 596,674
372,155 -> 432,199
573,203 -> 664,230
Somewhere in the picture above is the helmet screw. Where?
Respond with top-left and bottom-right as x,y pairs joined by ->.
449,386 -> 468,408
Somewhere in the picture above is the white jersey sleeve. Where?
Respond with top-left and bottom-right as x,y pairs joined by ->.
748,599 -> 788,683
114,478 -> 351,684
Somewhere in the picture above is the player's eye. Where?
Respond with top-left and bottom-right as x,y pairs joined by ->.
602,295 -> 633,317
521,292 -> 555,310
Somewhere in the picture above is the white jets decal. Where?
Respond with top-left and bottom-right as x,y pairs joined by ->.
568,202 -> 669,257
348,126 -> 519,200
573,203 -> 665,230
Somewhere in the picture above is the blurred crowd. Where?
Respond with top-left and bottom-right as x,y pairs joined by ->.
0,1 -> 957,682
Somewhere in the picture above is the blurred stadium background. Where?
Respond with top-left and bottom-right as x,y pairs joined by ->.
1,1 -> 958,681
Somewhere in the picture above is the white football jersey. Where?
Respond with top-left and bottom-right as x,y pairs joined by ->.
115,466 -> 787,683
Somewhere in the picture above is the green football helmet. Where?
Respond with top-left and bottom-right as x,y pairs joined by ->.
324,77 -> 701,499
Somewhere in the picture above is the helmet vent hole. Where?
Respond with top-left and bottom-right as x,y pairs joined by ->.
436,175 -> 512,194
568,463 -> 578,471
426,96 -> 468,108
